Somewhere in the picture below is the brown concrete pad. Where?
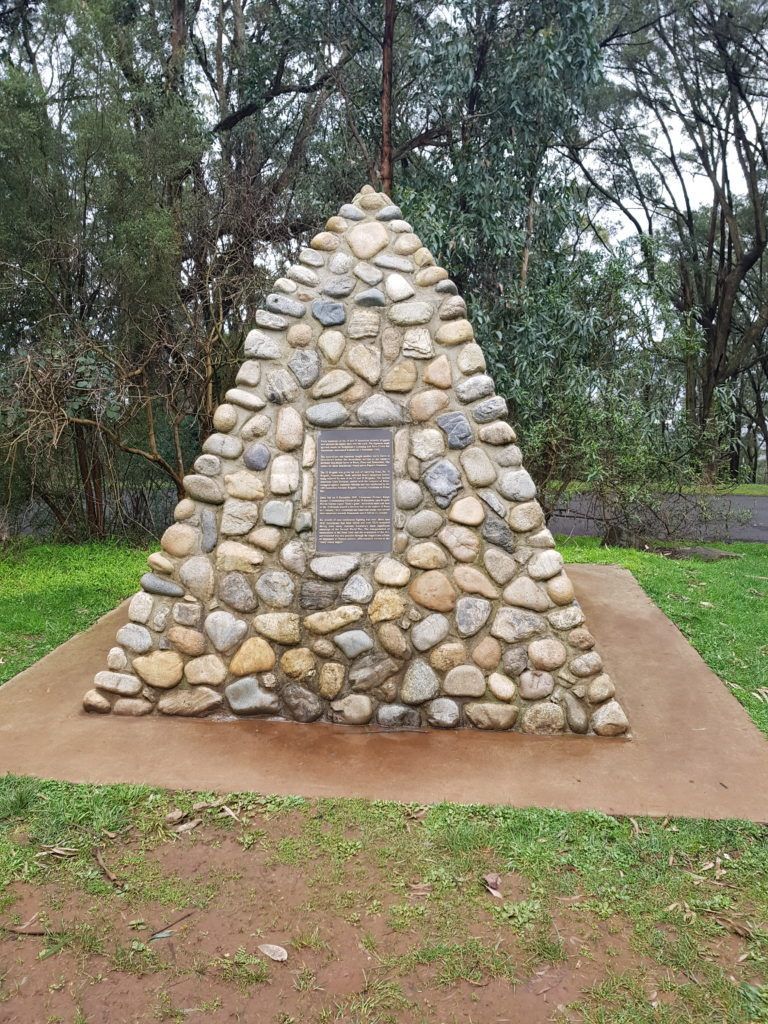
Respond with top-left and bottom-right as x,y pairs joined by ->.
1,565 -> 767,821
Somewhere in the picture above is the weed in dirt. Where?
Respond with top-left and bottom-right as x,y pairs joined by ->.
387,937 -> 518,986
211,946 -> 270,990
112,939 -> 164,976
293,964 -> 317,991
292,926 -> 331,954
324,977 -> 413,1023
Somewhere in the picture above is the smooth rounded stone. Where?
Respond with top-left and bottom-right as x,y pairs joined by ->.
444,664 -> 486,697
417,358 -> 448,394
346,343 -> 382,385
507,501 -> 545,533
425,697 -> 460,728
158,686 -> 222,717
456,450 -> 494,489
470,397 -> 508,424
377,703 -> 421,729
411,613 -> 451,652
317,330 -> 346,364
330,694 -> 373,725
328,254 -> 353,276
310,299 -> 345,327
194,454 -> 220,477
384,273 -> 415,302
241,443 -> 270,472
548,605 -> 585,631
375,253 -> 414,272
304,605 -> 364,635
406,510 -> 443,537
481,548 -> 516,586
307,401 -> 349,427
337,573 -> 372,605
225,387 -> 266,412
406,542 -> 447,569
429,642 -> 467,673
401,660 -> 440,704
254,308 -> 288,331
216,572 -> 255,613
374,558 -> 410,587
568,627 -> 595,652
221,499 -> 260,535
497,468 -> 535,502
455,596 -> 492,637
84,688 -> 112,713
410,428 -> 444,462
270,454 -> 300,495
414,265 -> 447,286
174,498 -> 196,522
518,669 -> 555,700
377,622 -> 410,659
216,541 -> 263,573
352,287 -> 384,308
409,390 -> 449,423
347,220 -> 389,259
202,611 -> 246,653
132,651 -> 184,688
375,203 -> 402,220
498,644 -> 526,677
244,329 -> 283,359
274,276 -> 298,293
280,648 -> 316,681
448,496 -> 485,526
369,587 -> 406,623
94,671 -> 141,697
300,581 -> 337,610
116,623 -> 152,654
491,607 -> 546,643
525,551 -> 563,582
423,460 -> 462,508
225,467 -> 264,498
322,275 -> 356,299
386,301 -> 432,327
282,684 -> 325,724
253,613 -> 300,644
172,600 -> 202,628
225,677 -> 280,716
353,263 -> 385,289
333,630 -> 374,659
266,293 -> 305,318
570,651 -> 603,677
408,571 -> 456,612
437,524 -> 479,563
546,573 -> 575,605
476,493 -> 506,524
438,294 -> 467,321
432,318 -> 471,346
357,394 -> 403,426
318,662 -> 346,699
527,638 -> 567,672
454,565 -> 498,599
286,349 -> 320,389
383,361 -> 417,393
214,403 -> 241,440
147,552 -> 174,575
129,592 -> 154,625
241,413 -> 271,442
396,480 -> 423,510
456,374 -> 494,405
528,529 -> 555,550
311,555 -> 359,581
262,369 -> 298,407
107,646 -> 129,671
251,569 -> 293,608
590,699 -> 629,736
465,702 -> 518,730
338,203 -> 365,221
300,246 -> 326,266
166,626 -> 207,657
559,690 -> 589,734
287,323 -> 313,349
262,500 -> 293,526
485,671 -> 514,701
349,654 -> 400,692
469,637 -> 500,673
587,673 -> 615,704
288,264 -> 319,288
503,576 -> 551,611
238,358 -> 265,388
310,231 -> 339,252
520,701 -> 565,734
392,228 -> 418,247
494,445 -> 524,469
183,654 -> 226,686
480,516 -> 514,556
111,697 -> 153,717
478,423 -> 514,448
452,345 -> 483,377
183,474 -> 225,504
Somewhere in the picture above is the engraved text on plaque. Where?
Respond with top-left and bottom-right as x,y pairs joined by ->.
315,428 -> 394,553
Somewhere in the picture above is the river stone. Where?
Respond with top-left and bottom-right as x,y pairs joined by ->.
112,698 -> 153,717
377,622 -> 409,659
349,654 -> 400,691
435,318 -> 473,346
522,701 -> 566,734
161,523 -> 199,558
402,327 -> 434,358
383,360 -> 418,392
377,704 -> 422,729
328,251 -> 353,273
94,671 -> 142,697
454,566 -> 498,598
471,396 -> 508,422
158,687 -> 222,717
266,293 -> 305,318
401,660 -> 440,704
478,489 -> 507,519
200,508 -> 217,553
216,541 -> 263,572
456,342 -> 485,373
221,499 -> 260,535
322,275 -> 356,298
495,445 -> 524,468
444,664 -> 486,697
491,607 -> 546,643
183,475 -> 225,504
332,694 -> 373,725
503,576 -> 550,611
587,674 -> 615,704
502,645 -> 529,677
374,557 -> 410,586
488,671 -> 516,701
411,428 -> 445,461
507,501 -> 545,533
253,613 -> 300,644
570,651 -> 603,677
569,627 -> 595,651
518,669 -> 555,700
243,443 -> 271,471
204,611 -> 247,652
288,349 -> 321,388
300,581 -> 337,610
423,354 -> 452,389
262,500 -> 293,526
311,299 -> 346,326
116,623 -> 152,654
547,573 -> 575,605
107,646 -> 129,670
341,573 -> 374,603
408,571 -> 456,612
275,406 -> 303,451
357,394 -> 403,426
270,454 -> 300,494
317,663 -> 345,699
388,301 -> 433,326
347,220 -> 389,259
590,699 -> 629,735
548,605 -> 585,630
528,550 -> 564,580
129,592 -> 153,624
459,446 -> 496,485
423,459 -> 462,507
339,203 -> 365,221
311,555 -> 359,580
226,471 -> 264,502
264,369 -> 298,405
438,524 -> 479,562
456,374 -> 494,403
406,542 -> 447,569
307,402 -> 349,427
334,630 -> 374,658
245,329 -> 283,358
355,287 -> 386,306
498,469 -> 536,502
407,510 -> 443,537
167,626 -> 207,656
455,596 -> 491,636
185,654 -> 227,686
528,638 -> 567,671
304,605 -> 363,635
425,698 -> 460,728
411,613 -> 451,651
396,480 -> 423,509
562,691 -> 589,734
253,569 -> 294,607
385,273 -> 415,301
375,252 -> 414,271
347,343 -> 382,385
224,677 -> 279,715
218,572 -> 257,612
300,246 -> 325,265
465,703 -> 518,730
369,588 -> 406,622
230,637 -> 276,676
132,651 -> 184,688
482,514 -> 516,554
449,496 -> 485,525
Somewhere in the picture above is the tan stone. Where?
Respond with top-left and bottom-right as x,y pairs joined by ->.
374,558 -> 411,586
113,698 -> 153,717
547,573 -> 575,605
528,638 -> 567,671
303,605 -> 364,634
413,246 -> 434,266
423,354 -> 452,388
383,360 -> 417,392
448,496 -> 485,525
83,689 -> 111,713
454,565 -> 498,599
167,626 -> 207,657
409,389 -> 450,421
459,447 -> 497,487
405,542 -> 447,569
465,702 -> 518,730
213,404 -> 239,432
241,413 -> 271,441
347,221 -> 389,259
435,319 -> 473,346
444,664 -> 485,697
439,295 -> 467,321
253,613 -> 301,644
457,343 -> 486,374
348,310 -> 380,339
280,647 -> 316,680
472,636 -> 502,670
346,343 -> 381,385
503,576 -> 551,611
507,501 -> 545,533
488,671 -> 516,701
248,527 -> 281,551
369,588 -> 406,623
429,642 -> 467,672
310,231 -> 339,251
325,215 -> 346,233
569,627 -> 595,651
287,323 -> 313,348
148,553 -> 174,574
225,470 -> 265,502
408,570 -> 456,611
318,662 -> 345,699
377,622 -> 410,659
438,525 -> 480,563
161,524 -> 198,558
587,673 -> 615,704
216,541 -> 263,572
174,498 -> 196,521
230,637 -> 277,675
415,265 -> 448,286
312,369 -> 354,398
382,327 -> 402,361
318,330 -> 345,363
393,232 -> 420,254
185,654 -> 227,685
479,420 -> 517,445
132,651 -> 184,689
158,686 -> 222,717
387,301 -> 433,326
276,406 -> 304,451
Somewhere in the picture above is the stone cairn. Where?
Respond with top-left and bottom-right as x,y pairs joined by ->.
83,185 -> 629,736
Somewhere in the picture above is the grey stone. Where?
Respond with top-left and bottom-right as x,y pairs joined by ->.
94,671 -> 142,697
141,573 -> 184,598
256,569 -> 295,607
299,247 -> 325,266
194,453 -> 221,476
116,623 -> 152,653
522,702 -> 566,734
219,572 -> 257,612
406,510 -> 443,537
498,469 -> 537,502
422,459 -> 462,508
411,613 -> 450,651
226,677 -> 281,715
444,664 -> 486,696
491,607 -> 546,643
178,556 -> 215,599
377,704 -> 422,729
590,699 -> 629,736
204,610 -> 248,652
184,475 -> 225,504
129,592 -> 153,624
456,374 -> 495,403
200,508 -> 217,553
518,670 -> 555,700
482,514 -> 516,554
548,606 -> 585,630
173,601 -> 202,627
322,276 -> 355,298
266,293 -> 305,318
300,581 -> 338,610
287,264 -> 318,286
265,368 -> 299,405
280,539 -> 307,574
341,574 -> 374,604
455,597 -> 492,637
288,349 -> 321,388
311,299 -> 346,326
435,279 -> 458,294
354,263 -> 384,286
339,203 -> 365,221
472,396 -> 508,423
221,499 -> 259,535
465,702 -> 518,730
295,511 -> 312,533
425,697 -> 460,728
282,683 -> 324,722
376,204 -> 403,220
502,645 -> 529,677
562,691 -> 589,734
401,660 -> 440,704
331,694 -> 374,724
310,555 -> 359,581
495,445 -> 524,468
436,412 -> 473,449
243,443 -> 271,471
357,395 -> 403,426
478,489 -> 506,518
349,655 -> 400,691
334,630 -> 374,658
254,309 -> 288,330
396,480 -> 423,510
244,329 -> 283,359
329,252 -> 353,274
306,402 -> 349,427
355,288 -> 386,306
374,253 -> 414,272
263,500 -> 293,526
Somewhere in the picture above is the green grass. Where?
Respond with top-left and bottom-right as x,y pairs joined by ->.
558,536 -> 768,735
0,541 -> 149,684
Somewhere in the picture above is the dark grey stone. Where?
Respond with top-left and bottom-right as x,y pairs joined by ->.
376,704 -> 422,729
282,683 -> 324,722
321,276 -> 355,298
482,513 -> 516,553
435,279 -> 458,295
502,645 -> 529,677
436,412 -> 473,449
472,396 -> 508,423
288,349 -> 321,388
243,443 -> 270,471
306,402 -> 349,427
265,369 -> 299,405
355,288 -> 386,306
376,204 -> 403,220
339,203 -> 365,221
311,299 -> 346,326
349,655 -> 400,692
561,690 -> 589,734
200,508 -> 218,553
219,572 -> 257,612
422,459 -> 462,508
141,573 -> 184,597
300,581 -> 338,609
226,677 -> 280,715
266,293 -> 305,318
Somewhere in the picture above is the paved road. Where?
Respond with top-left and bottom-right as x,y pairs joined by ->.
549,493 -> 768,543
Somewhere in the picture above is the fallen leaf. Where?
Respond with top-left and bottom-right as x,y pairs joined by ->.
172,818 -> 201,834
258,943 -> 288,962
482,873 -> 503,899
408,882 -> 433,899
165,808 -> 186,824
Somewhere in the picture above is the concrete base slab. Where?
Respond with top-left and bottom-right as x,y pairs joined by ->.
1,565 -> 767,821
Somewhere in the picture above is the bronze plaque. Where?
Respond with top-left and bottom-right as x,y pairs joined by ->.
315,428 -> 394,553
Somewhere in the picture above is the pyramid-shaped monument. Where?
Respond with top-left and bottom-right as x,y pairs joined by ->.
83,185 -> 629,736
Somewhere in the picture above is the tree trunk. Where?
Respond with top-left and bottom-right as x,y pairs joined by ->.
73,423 -> 105,537
380,0 -> 396,195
